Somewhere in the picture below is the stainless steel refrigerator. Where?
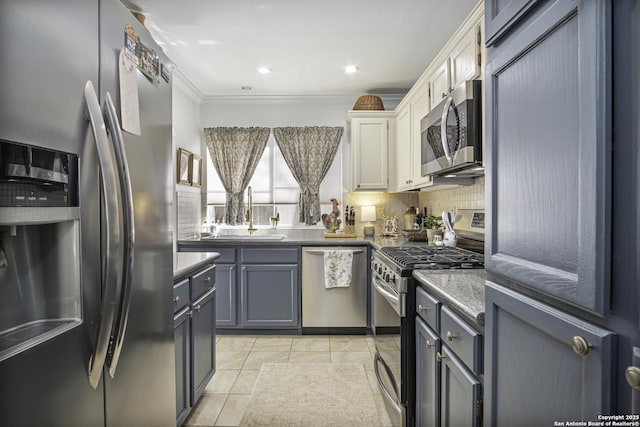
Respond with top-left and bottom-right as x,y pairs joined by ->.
0,0 -> 175,426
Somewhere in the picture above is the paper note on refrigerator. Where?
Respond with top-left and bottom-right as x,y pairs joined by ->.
119,49 -> 141,135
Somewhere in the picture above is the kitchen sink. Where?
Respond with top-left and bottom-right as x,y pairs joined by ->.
202,233 -> 286,241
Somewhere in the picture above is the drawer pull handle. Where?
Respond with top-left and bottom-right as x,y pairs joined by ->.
436,351 -> 445,362
625,366 -> 640,391
425,340 -> 434,350
204,277 -> 211,283
417,304 -> 426,313
195,304 -> 201,313
174,296 -> 180,304
572,336 -> 591,356
446,331 -> 456,342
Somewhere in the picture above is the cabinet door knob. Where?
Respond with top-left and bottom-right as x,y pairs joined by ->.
442,92 -> 447,99
230,266 -> 235,271
572,336 -> 591,356
425,340 -> 434,350
625,366 -> 640,391
242,266 -> 247,271
417,304 -> 426,313
446,331 -> 456,342
195,304 -> 201,312
436,351 -> 445,362
204,276 -> 211,283
188,310 -> 193,318
174,296 -> 180,304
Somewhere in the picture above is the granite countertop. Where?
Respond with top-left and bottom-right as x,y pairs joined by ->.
412,269 -> 486,328
174,251 -> 220,282
177,228 -> 420,250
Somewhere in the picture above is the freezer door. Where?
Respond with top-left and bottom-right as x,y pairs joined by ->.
0,1 -> 104,426
99,1 -> 175,426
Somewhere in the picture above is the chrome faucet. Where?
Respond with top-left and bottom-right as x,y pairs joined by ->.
246,186 -> 257,235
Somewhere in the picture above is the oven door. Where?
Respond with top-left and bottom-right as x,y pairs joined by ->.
372,273 -> 403,426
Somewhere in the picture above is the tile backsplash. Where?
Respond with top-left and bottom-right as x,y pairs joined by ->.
342,191 -> 419,235
418,177 -> 485,215
177,191 -> 202,239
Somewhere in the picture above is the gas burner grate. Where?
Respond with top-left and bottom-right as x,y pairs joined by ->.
379,246 -> 484,269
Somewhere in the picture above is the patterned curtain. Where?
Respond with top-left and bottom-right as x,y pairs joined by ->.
273,126 -> 343,225
204,127 -> 270,225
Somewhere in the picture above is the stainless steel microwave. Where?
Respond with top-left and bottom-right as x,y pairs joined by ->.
420,80 -> 482,177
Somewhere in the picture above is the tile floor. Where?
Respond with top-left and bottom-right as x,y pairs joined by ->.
183,334 -> 392,427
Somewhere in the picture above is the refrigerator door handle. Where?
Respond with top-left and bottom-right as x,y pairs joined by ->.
103,92 -> 135,378
84,80 -> 123,390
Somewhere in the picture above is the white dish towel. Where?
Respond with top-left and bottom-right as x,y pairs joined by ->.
323,250 -> 353,289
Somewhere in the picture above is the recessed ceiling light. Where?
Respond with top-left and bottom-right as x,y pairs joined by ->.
258,67 -> 272,74
242,86 -> 252,91
345,65 -> 359,74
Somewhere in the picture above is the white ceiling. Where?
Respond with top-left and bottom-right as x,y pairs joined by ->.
122,0 -> 480,98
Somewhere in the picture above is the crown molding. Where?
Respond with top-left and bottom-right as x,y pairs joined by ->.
172,68 -> 204,104
200,93 -> 405,107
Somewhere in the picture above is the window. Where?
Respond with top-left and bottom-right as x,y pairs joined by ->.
206,135 -> 342,227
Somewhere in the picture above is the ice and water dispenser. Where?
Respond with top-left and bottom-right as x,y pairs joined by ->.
0,140 -> 81,361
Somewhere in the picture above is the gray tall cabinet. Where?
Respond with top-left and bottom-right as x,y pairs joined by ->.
484,0 -> 640,423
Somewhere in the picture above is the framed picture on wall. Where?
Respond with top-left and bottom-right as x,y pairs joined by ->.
190,154 -> 202,187
177,148 -> 191,185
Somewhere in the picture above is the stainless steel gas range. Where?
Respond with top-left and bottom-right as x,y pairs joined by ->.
371,210 -> 485,427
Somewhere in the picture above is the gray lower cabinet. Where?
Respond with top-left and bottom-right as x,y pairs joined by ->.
241,264 -> 299,328
484,282 -> 616,426
214,263 -> 237,327
485,0 -> 612,315
174,306 -> 190,426
415,317 -> 441,426
174,264 -> 216,426
440,347 -> 482,427
415,285 -> 482,427
208,246 -> 300,330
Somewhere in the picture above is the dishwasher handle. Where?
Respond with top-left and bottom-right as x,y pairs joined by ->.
304,249 -> 364,255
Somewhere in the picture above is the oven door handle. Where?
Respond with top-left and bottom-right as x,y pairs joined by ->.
374,352 -> 403,414
373,276 -> 404,316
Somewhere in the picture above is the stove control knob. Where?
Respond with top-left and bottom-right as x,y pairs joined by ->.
383,271 -> 390,282
388,274 -> 396,284
378,266 -> 384,275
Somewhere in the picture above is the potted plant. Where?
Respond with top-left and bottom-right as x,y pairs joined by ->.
422,214 -> 443,245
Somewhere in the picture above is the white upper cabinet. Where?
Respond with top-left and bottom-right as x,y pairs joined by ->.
396,84 -> 432,192
450,24 -> 483,88
428,22 -> 482,110
393,4 -> 483,192
395,105 -> 413,191
349,113 -> 394,191
427,61 -> 452,110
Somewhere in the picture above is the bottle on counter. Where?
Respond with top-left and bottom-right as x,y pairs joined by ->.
403,206 -> 417,230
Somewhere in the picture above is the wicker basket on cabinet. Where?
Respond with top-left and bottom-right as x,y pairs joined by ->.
352,95 -> 385,110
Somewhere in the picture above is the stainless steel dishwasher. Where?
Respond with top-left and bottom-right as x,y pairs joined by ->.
302,246 -> 367,329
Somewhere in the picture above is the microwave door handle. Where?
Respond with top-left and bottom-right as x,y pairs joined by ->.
103,92 -> 135,379
84,81 -> 123,390
440,94 -> 454,164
